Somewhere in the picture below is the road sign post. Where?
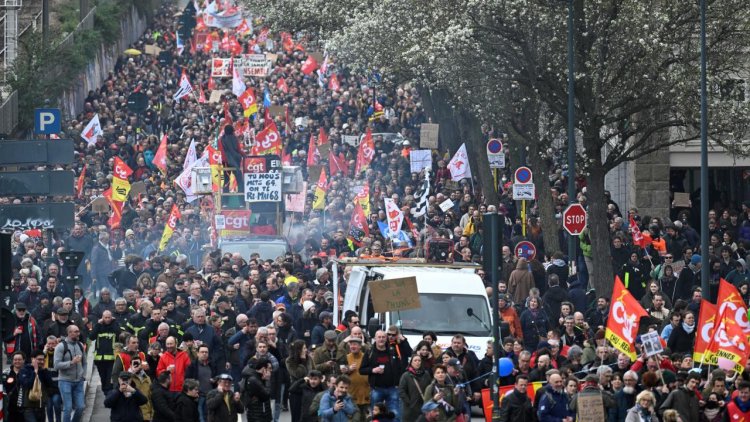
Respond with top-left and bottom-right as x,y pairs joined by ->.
34,108 -> 61,135
515,240 -> 537,261
563,203 -> 587,236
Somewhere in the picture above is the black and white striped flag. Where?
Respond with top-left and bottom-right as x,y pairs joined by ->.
411,168 -> 431,217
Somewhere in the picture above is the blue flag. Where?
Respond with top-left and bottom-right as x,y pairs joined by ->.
263,88 -> 272,108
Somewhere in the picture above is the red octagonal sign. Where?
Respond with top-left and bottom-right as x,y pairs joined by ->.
563,203 -> 587,236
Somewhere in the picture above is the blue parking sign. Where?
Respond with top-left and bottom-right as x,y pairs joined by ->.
34,108 -> 61,135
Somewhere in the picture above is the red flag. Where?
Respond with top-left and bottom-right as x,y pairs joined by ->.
629,216 -> 646,249
301,55 -> 319,75
605,276 -> 649,360
318,127 -> 329,146
113,157 -> 133,179
223,101 -> 233,127
707,302 -> 750,373
329,150 -> 348,177
198,86 -> 207,103
76,164 -> 87,199
153,134 -> 168,174
208,76 -> 216,91
221,34 -> 230,51
281,32 -> 294,52
277,77 -> 289,94
281,150 -> 292,166
716,278 -> 750,339
694,300 -> 718,364
228,35 -> 242,56
189,39 -> 196,55
328,74 -> 340,91
252,121 -> 282,155
257,28 -> 270,43
103,188 -> 123,228
307,132 -> 319,166
238,88 -> 258,114
348,202 -> 370,244
355,128 -> 375,174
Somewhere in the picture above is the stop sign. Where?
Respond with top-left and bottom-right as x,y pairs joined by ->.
563,203 -> 587,235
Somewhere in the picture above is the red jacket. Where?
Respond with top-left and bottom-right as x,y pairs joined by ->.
156,349 -> 191,392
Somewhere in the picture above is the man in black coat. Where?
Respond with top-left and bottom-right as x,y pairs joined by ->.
104,372 -> 148,422
498,375 -> 534,422
151,371 -> 176,422
176,379 -> 201,422
220,125 -> 243,192
542,274 -> 569,322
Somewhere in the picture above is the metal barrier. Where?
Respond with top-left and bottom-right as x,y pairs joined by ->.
0,89 -> 18,135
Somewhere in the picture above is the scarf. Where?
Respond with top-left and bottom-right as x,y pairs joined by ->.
682,322 -> 695,334
737,397 -> 750,413
636,404 -> 652,422
407,365 -> 425,377
703,408 -> 720,420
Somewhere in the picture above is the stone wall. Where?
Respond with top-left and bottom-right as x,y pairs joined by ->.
58,4 -> 152,120
634,147 -> 671,219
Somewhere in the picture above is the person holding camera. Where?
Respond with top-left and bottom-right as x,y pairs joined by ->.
104,372 -> 148,422
207,373 -> 244,422
241,358 -> 273,422
318,375 -> 358,421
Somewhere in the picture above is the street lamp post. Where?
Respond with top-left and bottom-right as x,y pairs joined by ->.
699,0 -> 709,293
566,0 -> 577,267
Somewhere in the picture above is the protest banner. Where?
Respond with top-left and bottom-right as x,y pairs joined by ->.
605,276 -> 649,360
369,277 -> 421,312
244,172 -> 282,202
241,54 -> 272,77
211,58 -> 232,78
420,123 -> 439,149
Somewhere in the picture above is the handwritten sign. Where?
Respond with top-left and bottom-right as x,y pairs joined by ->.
244,172 -> 282,202
576,394 -> 605,422
420,123 -> 439,149
144,45 -> 162,55
92,197 -> 110,213
285,182 -> 307,213
369,276 -> 421,312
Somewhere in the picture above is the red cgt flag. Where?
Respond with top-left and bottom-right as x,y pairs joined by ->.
694,299 -> 718,364
252,121 -> 282,156
277,77 -> 289,94
76,164 -> 87,199
301,55 -> 319,75
153,134 -> 168,175
707,301 -> 750,373
605,276 -> 649,360
306,132 -> 319,166
355,128 -> 375,174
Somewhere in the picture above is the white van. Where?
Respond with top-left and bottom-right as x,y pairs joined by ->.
341,263 -> 493,355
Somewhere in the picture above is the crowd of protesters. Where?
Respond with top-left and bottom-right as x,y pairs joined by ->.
5,1 -> 750,422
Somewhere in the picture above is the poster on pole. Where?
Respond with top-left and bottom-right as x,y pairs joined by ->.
641,331 -> 664,357
285,182 -> 307,213
244,172 -> 282,202
211,58 -> 232,78
420,123 -> 439,149
409,150 -> 432,173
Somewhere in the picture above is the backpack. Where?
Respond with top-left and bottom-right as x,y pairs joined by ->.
62,340 -> 84,361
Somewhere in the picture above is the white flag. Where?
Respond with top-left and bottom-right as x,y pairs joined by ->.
447,143 -> 472,181
184,139 -> 197,171
173,73 -> 194,102
80,113 -> 103,146
232,62 -> 246,97
384,198 -> 404,235
175,155 -> 208,203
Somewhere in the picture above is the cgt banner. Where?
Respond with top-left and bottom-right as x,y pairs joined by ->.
694,300 -> 718,364
605,276 -> 648,361
215,210 -> 252,238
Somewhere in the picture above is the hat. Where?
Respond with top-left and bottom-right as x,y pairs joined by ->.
345,336 -> 363,344
14,302 -> 27,311
56,307 -> 69,315
421,401 -> 440,413
125,229 -> 135,236
319,311 -> 333,321
497,294 -> 508,302
662,370 -> 677,385
216,296 -> 230,304
217,373 -> 233,382
182,333 -> 194,342
584,374 -> 599,384
164,296 -> 175,303
691,254 -> 702,265
446,358 -> 461,368
303,301 -> 315,312
324,291 -> 334,301
324,330 -> 337,341
275,303 -> 287,311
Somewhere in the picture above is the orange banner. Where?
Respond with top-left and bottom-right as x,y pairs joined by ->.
605,276 -> 649,360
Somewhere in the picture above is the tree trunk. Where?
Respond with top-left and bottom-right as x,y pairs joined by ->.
527,143 -> 561,256
586,161 -> 615,299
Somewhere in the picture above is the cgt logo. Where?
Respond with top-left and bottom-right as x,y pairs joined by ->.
219,211 -> 251,231
612,299 -> 639,343
114,165 -> 129,179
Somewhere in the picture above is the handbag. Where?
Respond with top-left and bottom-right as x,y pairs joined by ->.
29,373 -> 43,402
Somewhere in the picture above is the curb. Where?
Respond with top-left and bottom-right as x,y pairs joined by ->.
81,344 -> 97,422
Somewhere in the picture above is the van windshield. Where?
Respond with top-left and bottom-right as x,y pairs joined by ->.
389,293 -> 491,337
221,242 -> 288,261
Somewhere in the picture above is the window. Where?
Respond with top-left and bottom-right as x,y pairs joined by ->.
390,293 -> 491,337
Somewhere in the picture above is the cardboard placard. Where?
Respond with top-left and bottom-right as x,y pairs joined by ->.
244,172 -> 282,202
575,394 -> 605,422
369,277 -> 421,312
266,53 -> 278,63
317,143 -> 331,158
307,166 -> 323,187
208,90 -> 224,104
285,182 -> 307,213
92,197 -> 110,213
269,105 -> 285,118
144,45 -> 162,55
341,135 -> 359,147
310,51 -> 325,63
673,192 -> 691,208
409,149 -> 432,173
420,123 -> 439,149
129,181 -> 147,198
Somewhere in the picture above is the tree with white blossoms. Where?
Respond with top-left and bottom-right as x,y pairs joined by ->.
249,0 -> 750,298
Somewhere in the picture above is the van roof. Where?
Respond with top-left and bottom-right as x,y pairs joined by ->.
365,266 -> 486,296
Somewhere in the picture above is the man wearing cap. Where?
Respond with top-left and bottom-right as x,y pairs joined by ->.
417,400 -> 441,422
104,372 -> 148,422
4,302 -> 41,360
45,306 -> 75,340
312,311 -> 335,348
208,372 -> 244,422
314,330 -> 347,377
569,374 -> 615,421
345,335 -> 370,421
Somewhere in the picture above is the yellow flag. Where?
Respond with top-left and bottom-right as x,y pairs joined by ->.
159,204 -> 181,251
312,169 -> 328,211
111,177 -> 131,202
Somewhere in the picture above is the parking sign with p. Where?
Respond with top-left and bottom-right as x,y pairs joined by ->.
34,108 -> 61,135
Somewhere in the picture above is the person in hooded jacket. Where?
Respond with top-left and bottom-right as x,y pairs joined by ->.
546,252 -> 569,289
542,274 -> 569,323
288,369 -> 326,422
